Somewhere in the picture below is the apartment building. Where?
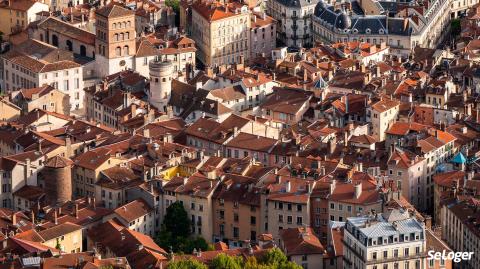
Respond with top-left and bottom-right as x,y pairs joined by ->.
343,209 -> 427,269
10,85 -> 69,115
249,12 -> 276,60
261,175 -> 315,242
107,199 -> 156,237
387,148 -> 428,211
327,172 -> 384,223
212,173 -> 261,248
38,222 -> 83,253
257,88 -> 312,129
0,97 -> 21,120
267,0 -> 318,47
163,173 -> 220,242
95,166 -> 143,209
1,39 -> 84,111
279,227 -> 325,269
366,98 -> 400,142
72,148 -> 125,198
191,1 -> 250,67
0,0 -> 48,38
0,151 -> 45,209
441,199 -> 480,269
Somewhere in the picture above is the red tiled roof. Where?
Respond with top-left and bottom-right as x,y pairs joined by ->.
280,227 -> 324,255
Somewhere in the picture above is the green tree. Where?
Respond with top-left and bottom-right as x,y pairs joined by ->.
165,0 -> 180,26
278,262 -> 302,269
210,253 -> 243,269
262,248 -> 288,266
155,202 -> 208,253
166,259 -> 208,269
163,201 -> 191,238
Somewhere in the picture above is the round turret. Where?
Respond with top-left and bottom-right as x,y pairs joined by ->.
149,58 -> 174,112
43,155 -> 73,205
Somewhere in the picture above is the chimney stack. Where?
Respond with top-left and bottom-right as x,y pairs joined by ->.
354,182 -> 362,199
74,204 -> 79,219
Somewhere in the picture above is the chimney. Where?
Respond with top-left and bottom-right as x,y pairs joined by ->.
143,128 -> 150,138
357,162 -> 363,172
30,211 -> 35,224
354,182 -> 362,199
307,183 -> 312,193
164,133 -> 173,143
131,103 -> 137,117
329,180 -> 336,194
24,158 -> 31,184
11,213 -> 16,225
54,209 -> 58,224
285,181 -> 291,192
65,137 -> 72,157
74,204 -> 79,219
321,166 -> 326,176
92,197 -> 96,209
424,215 -> 432,230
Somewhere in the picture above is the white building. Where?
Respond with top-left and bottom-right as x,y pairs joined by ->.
0,151 -> 45,209
343,209 -> 427,269
1,39 -> 84,111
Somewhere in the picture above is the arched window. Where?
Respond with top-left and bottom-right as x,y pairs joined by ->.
122,21 -> 127,28
98,44 -> 102,53
127,21 -> 131,27
40,34 -> 44,42
114,33 -> 119,41
123,45 -> 129,56
66,40 -> 73,51
119,33 -> 124,40
112,23 -> 116,29
80,45 -> 86,57
52,34 -> 59,47
125,32 -> 129,39
116,46 -> 121,56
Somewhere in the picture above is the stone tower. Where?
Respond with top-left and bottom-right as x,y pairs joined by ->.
95,4 -> 136,76
149,57 -> 173,112
43,155 -> 73,205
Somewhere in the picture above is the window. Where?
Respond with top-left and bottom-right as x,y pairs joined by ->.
123,45 -> 129,56
219,210 -> 224,219
297,216 -> 303,224
233,227 -> 239,238
278,214 -> 283,223
287,216 -> 292,224
63,80 -> 69,91
297,204 -> 302,212
250,216 -> 256,225
115,46 -> 121,56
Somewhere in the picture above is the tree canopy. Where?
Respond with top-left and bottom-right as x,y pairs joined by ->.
155,201 -> 209,253
166,259 -> 208,269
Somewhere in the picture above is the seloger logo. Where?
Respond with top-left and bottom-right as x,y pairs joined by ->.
428,250 -> 474,263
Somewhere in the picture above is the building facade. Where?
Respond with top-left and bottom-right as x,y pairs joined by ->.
191,1 -> 250,67
267,0 -> 318,48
